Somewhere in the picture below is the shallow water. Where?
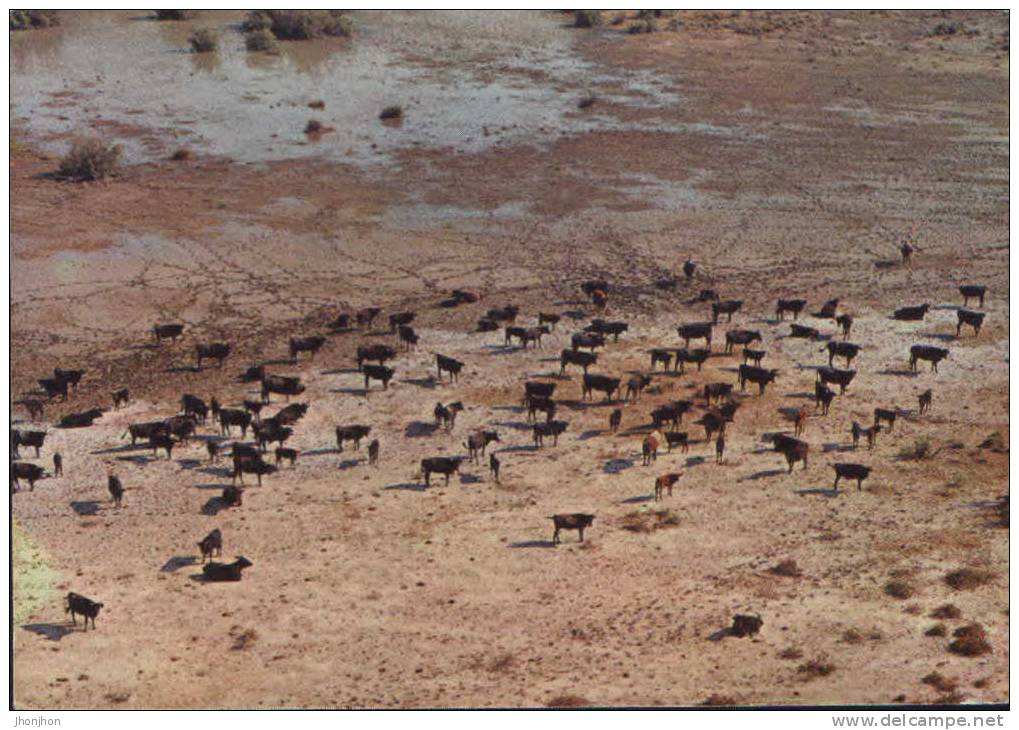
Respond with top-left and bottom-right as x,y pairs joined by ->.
11,10 -> 692,167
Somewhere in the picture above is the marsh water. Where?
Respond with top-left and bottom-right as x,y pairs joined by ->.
10,10 -> 693,166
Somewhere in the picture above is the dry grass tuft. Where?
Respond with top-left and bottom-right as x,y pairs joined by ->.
574,10 -> 602,28
188,28 -> 218,53
884,579 -> 916,600
578,95 -> 598,110
10,10 -> 59,29
59,139 -> 121,181
620,509 -> 680,533
229,626 -> 258,651
925,623 -> 947,637
797,658 -> 835,681
546,694 -> 589,708
170,148 -> 191,161
842,629 -> 863,644
922,672 -> 958,693
948,624 -> 991,657
244,29 -> 277,52
779,647 -> 803,660
487,653 -> 515,673
769,558 -> 802,577
701,694 -> 738,706
944,568 -> 993,591
930,604 -> 962,619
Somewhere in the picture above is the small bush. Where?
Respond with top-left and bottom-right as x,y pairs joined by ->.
884,580 -> 916,600
546,694 -> 589,708
931,22 -> 961,37
59,139 -> 121,181
949,624 -> 991,657
244,28 -> 276,52
922,672 -> 958,693
170,148 -> 191,161
628,19 -> 656,34
944,568 -> 992,591
578,94 -> 598,110
701,694 -> 738,706
769,559 -> 802,577
899,437 -> 932,460
574,10 -> 602,28
229,627 -> 258,650
379,105 -> 403,121
925,623 -> 947,637
930,604 -> 962,619
842,629 -> 863,644
487,654 -> 515,673
154,10 -> 195,20
9,10 -> 59,30
188,28 -> 217,53
245,10 -> 352,41
304,119 -> 324,134
308,100 -> 325,110
779,647 -> 803,660
797,658 -> 835,681
621,509 -> 680,533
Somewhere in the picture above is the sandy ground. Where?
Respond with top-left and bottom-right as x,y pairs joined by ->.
10,10 -> 1008,708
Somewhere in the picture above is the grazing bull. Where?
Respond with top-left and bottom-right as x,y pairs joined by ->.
477,318 -> 499,333
53,453 -> 62,476
533,420 -> 568,448
826,341 -> 861,367
54,368 -> 85,390
38,378 -> 68,401
737,365 -> 778,395
773,436 -> 809,473
526,396 -> 556,423
232,455 -> 276,486
356,306 -> 382,329
817,298 -> 839,319
609,408 -> 622,433
538,312 -> 561,330
715,433 -> 726,464
289,335 -> 325,363
504,325 -> 528,347
66,592 -> 103,631
206,440 -> 221,462
695,289 -> 720,302
123,420 -> 169,445
776,299 -> 807,320
421,456 -> 464,486
836,314 -> 853,339
571,333 -> 605,352
704,382 -> 733,405
451,289 -> 480,304
261,375 -> 305,403
860,424 -> 881,450
336,425 -> 372,452
654,472 -> 681,501
11,462 -> 46,492
486,305 -> 520,323
434,401 -> 464,430
108,474 -> 124,507
356,344 -> 397,370
642,433 -> 659,466
551,513 -> 594,544
814,382 -> 835,415
731,615 -> 763,638
220,409 -> 252,438
368,439 -> 380,465
789,323 -> 820,340
489,453 -> 500,482
586,319 -> 629,342
58,409 -> 104,428
651,401 -> 692,430
816,366 -> 856,394
398,325 -> 419,350
677,323 -> 713,349
582,374 -> 621,401
329,313 -> 351,331
275,447 -> 298,467
524,381 -> 556,403
181,394 -> 209,423
676,348 -> 711,373
203,557 -> 253,582
196,342 -> 231,368
363,364 -> 395,391
624,374 -> 652,402
725,329 -> 761,354
649,348 -> 673,372
959,285 -> 987,308
165,414 -> 197,443
242,399 -> 265,422
153,323 -> 184,343
918,388 -> 933,415
20,399 -> 44,419
239,364 -> 265,383
743,348 -> 766,366
198,529 -> 222,562
956,309 -> 985,337
711,300 -> 743,324
850,421 -> 863,449
699,411 -> 727,442
893,303 -> 930,321
873,408 -> 896,431
900,241 -> 914,265
389,311 -> 416,333
465,430 -> 500,463
832,463 -> 871,491
561,348 -> 598,375
592,289 -> 609,311
254,422 -> 292,453
221,485 -> 244,507
149,433 -> 177,459
664,431 -> 689,453
522,326 -> 550,348
581,280 -> 609,299
909,345 -> 949,373
794,406 -> 808,437
13,430 -> 46,458
436,354 -> 464,383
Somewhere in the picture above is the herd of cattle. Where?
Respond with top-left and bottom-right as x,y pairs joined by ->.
12,278 -> 990,631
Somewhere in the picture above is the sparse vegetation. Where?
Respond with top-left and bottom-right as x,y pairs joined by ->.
899,437 -> 933,460
797,658 -> 835,681
9,10 -> 59,30
925,623 -> 947,637
842,629 -> 863,644
628,19 -> 657,34
574,10 -> 603,28
229,626 -> 258,650
578,94 -> 598,110
304,119 -> 326,134
884,579 -> 916,600
779,647 -> 804,660
154,10 -> 195,21
620,509 -> 680,533
546,694 -> 589,708
244,28 -> 277,52
922,672 -> 958,693
379,106 -> 403,121
170,148 -> 191,161
701,694 -> 738,706
948,624 -> 991,657
58,139 -> 121,181
487,654 -> 515,673
308,100 -> 325,110
188,28 -> 218,53
978,431 -> 1007,453
769,559 -> 802,577
243,10 -> 352,41
931,604 -> 962,619
944,568 -> 993,591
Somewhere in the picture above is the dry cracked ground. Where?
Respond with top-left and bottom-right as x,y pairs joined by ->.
10,10 -> 1009,708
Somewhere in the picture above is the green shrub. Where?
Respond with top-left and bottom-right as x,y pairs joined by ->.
9,10 -> 59,30
188,28 -> 217,53
59,140 -> 121,181
574,10 -> 602,28
244,28 -> 276,52
154,10 -> 195,20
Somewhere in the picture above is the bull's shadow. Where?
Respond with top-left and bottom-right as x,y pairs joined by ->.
685,456 -> 706,467
784,391 -> 815,399
794,487 -> 840,498
332,387 -> 369,397
924,333 -> 958,342
70,500 -> 102,516
338,459 -> 361,470
91,443 -> 150,455
577,430 -> 601,441
116,454 -> 154,466
495,444 -> 538,454
621,494 -> 653,504
405,421 -> 439,438
301,447 -> 339,456
822,442 -> 855,453
777,407 -> 803,421
603,457 -> 636,474
23,623 -> 75,641
321,367 -> 360,376
460,473 -> 483,485
493,420 -> 532,432
402,376 -> 437,389
164,365 -> 200,374
194,482 -> 232,491
161,556 -> 198,573
263,358 -> 296,367
527,372 -> 569,380
877,369 -> 919,378
492,405 -> 525,413
742,469 -> 785,481
198,465 -> 234,477
508,540 -> 557,549
201,497 -> 231,515
176,458 -> 204,470
873,259 -> 899,270
483,345 -> 522,356
383,482 -> 429,492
